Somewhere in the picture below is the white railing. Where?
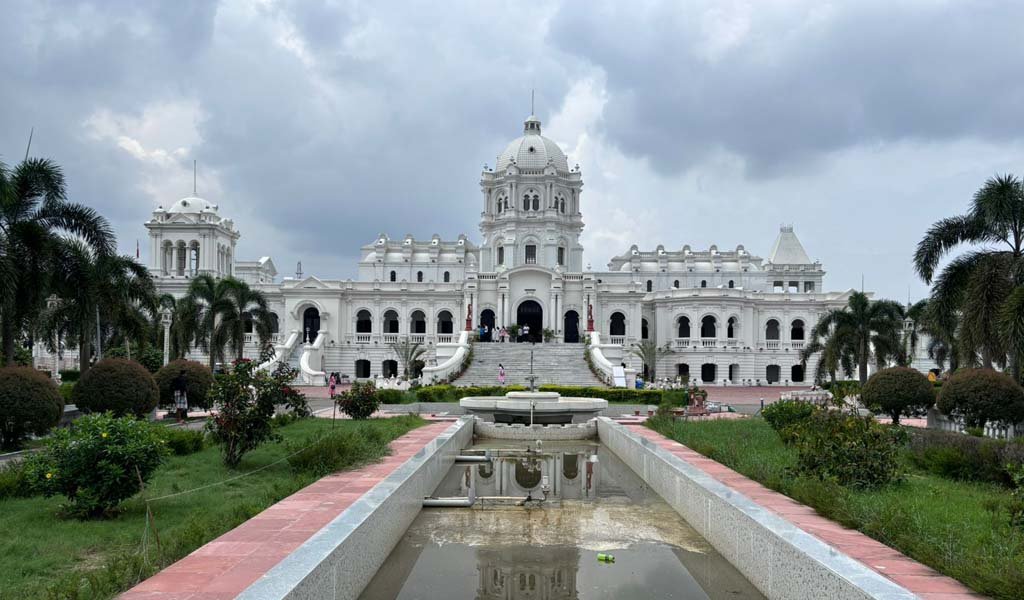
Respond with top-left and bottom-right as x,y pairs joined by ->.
765,340 -> 781,350
383,334 -> 399,344
927,408 -> 1020,440
674,338 -> 691,349
727,338 -> 740,348
436,334 -> 454,344
701,338 -> 717,348
563,274 -> 584,281
245,333 -> 283,345
244,333 -> 256,344
609,335 -> 626,345
355,333 -> 372,344
587,331 -> 615,384
410,334 -> 426,344
790,341 -> 805,350
421,330 -> 471,384
298,331 -> 327,385
257,329 -> 300,373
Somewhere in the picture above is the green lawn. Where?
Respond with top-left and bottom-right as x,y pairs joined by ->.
646,417 -> 1024,600
0,415 -> 425,600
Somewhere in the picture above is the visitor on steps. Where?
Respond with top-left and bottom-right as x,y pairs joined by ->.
172,369 -> 188,423
329,373 -> 337,399
522,323 -> 530,343
498,363 -> 506,385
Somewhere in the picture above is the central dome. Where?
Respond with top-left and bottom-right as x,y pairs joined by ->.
495,115 -> 570,173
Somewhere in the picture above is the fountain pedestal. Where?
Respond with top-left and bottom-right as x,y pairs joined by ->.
460,391 -> 607,425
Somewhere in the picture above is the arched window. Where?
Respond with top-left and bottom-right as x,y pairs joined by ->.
497,246 -> 505,265
700,315 -> 716,338
382,360 -> 398,378
646,280 -> 653,292
673,280 -> 679,289
410,310 -> 426,334
416,271 -> 423,283
389,270 -> 396,282
557,247 -> 565,266
383,309 -> 400,334
677,316 -> 691,338
443,271 -> 450,283
728,280 -> 734,288
765,319 -> 780,340
523,195 -> 530,211
525,245 -> 537,264
496,198 -> 503,213
437,310 -> 454,334
188,242 -> 200,275
504,199 -> 509,211
356,309 -> 372,333
532,194 -> 540,211
641,318 -> 649,340
791,364 -> 805,382
790,319 -> 805,341
560,198 -> 565,213
677,363 -> 690,377
609,312 -> 626,336
269,313 -> 279,334
355,359 -> 371,378
700,280 -> 707,288
727,316 -> 737,339
766,364 -> 781,383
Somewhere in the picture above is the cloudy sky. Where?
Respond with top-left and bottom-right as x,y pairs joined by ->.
3,0 -> 1023,301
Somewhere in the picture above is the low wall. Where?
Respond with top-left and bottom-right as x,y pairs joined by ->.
927,407 -> 1020,440
237,417 -> 474,600
381,402 -> 656,417
596,418 -> 915,600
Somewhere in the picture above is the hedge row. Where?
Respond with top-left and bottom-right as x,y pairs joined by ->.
402,384 -> 680,404
906,428 -> 1024,486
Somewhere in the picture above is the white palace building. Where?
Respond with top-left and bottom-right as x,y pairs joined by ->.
140,114 -> 877,387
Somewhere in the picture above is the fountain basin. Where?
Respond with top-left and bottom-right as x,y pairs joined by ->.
459,391 -> 607,424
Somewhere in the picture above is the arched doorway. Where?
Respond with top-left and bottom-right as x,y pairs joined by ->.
356,310 -> 372,333
302,307 -> 320,343
480,309 -> 496,341
563,310 -> 580,343
410,310 -> 426,334
383,310 -> 399,334
766,364 -> 781,384
355,359 -> 370,378
701,363 -> 716,383
609,312 -> 626,336
382,360 -> 398,378
516,300 -> 543,343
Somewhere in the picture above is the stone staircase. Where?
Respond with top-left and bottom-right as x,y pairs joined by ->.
455,342 -> 607,388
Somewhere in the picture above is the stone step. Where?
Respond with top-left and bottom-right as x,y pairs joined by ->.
455,342 -> 605,388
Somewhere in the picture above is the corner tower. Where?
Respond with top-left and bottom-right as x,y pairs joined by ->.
478,115 -> 584,272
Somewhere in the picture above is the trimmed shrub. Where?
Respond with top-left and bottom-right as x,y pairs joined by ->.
375,389 -> 413,404
906,428 -> 1023,485
23,413 -> 167,517
59,382 -> 75,403
537,385 -> 666,403
761,399 -> 817,444
73,359 -> 159,418
59,369 -> 80,383
0,367 -> 64,450
938,368 -> 1024,428
336,382 -> 380,420
158,427 -> 205,456
154,360 -> 215,410
861,367 -> 935,424
791,410 -> 907,488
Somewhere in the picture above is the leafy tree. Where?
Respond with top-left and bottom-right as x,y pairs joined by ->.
183,275 -> 273,369
803,292 -> 905,384
861,367 -> 935,425
390,337 -> 425,379
0,158 -> 114,365
914,173 -> 1024,378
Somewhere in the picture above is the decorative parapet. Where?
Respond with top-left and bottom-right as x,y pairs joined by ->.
422,330 -> 471,384
473,418 -> 597,440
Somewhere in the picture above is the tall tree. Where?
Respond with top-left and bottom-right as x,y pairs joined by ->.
390,337 -> 426,379
0,158 -> 113,365
914,174 -> 1024,378
804,292 -> 905,384
212,279 -> 274,363
185,274 -> 236,370
630,340 -> 671,381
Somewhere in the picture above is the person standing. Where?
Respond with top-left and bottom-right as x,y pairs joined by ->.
329,373 -> 337,399
498,363 -> 506,386
522,323 -> 530,343
172,369 -> 188,424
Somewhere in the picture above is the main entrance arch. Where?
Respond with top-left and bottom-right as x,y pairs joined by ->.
516,300 -> 543,343
563,310 -> 580,343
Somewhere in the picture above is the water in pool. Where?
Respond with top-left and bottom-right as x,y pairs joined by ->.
360,440 -> 764,599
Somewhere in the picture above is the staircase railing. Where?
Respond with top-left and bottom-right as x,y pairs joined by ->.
298,331 -> 328,385
257,329 -> 300,373
422,330 -> 471,384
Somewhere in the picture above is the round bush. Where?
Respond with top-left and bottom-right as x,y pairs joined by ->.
154,360 -> 214,410
762,399 -> 817,444
938,368 -> 1024,428
793,410 -> 908,488
862,367 -> 935,425
72,358 -> 159,418
0,367 -> 64,450
336,382 -> 381,419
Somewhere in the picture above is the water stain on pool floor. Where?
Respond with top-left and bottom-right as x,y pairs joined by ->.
360,501 -> 764,599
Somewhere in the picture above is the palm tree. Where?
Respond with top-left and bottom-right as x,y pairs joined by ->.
212,279 -> 274,363
800,331 -> 856,385
41,240 -> 155,375
914,174 -> 1024,377
0,158 -> 114,365
390,337 -> 426,379
184,274 -> 237,369
804,292 -> 905,384
630,340 -> 670,381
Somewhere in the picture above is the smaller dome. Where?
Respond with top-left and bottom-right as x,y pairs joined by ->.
166,196 -> 219,214
495,115 -> 570,173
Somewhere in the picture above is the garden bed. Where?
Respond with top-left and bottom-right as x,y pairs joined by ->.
0,415 -> 425,600
646,416 -> 1024,599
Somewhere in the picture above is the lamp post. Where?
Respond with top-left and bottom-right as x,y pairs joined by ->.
160,307 -> 173,366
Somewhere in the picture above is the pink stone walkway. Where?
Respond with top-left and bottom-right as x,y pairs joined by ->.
629,425 -> 983,599
120,420 -> 453,600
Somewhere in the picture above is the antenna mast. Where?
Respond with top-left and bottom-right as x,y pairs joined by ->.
193,160 -> 197,195
24,127 -> 34,161
531,89 -> 535,115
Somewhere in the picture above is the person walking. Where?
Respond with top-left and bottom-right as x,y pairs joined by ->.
172,369 -> 189,424
498,363 -> 506,386
329,373 -> 337,399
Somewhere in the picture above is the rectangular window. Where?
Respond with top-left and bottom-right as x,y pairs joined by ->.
804,281 -> 815,293
773,280 -> 784,293
497,247 -> 504,265
788,281 -> 799,293
525,245 -> 537,264
557,247 -> 565,266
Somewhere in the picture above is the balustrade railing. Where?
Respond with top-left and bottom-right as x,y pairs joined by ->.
410,334 -> 426,344
609,335 -> 626,345
436,334 -> 454,344
701,338 -> 717,348
355,333 -> 372,344
382,334 -> 399,344
674,338 -> 690,349
765,340 -> 781,350
790,341 -> 804,350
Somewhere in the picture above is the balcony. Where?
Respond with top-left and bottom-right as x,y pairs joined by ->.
382,334 -> 399,344
410,334 -> 426,344
674,338 -> 691,349
355,333 -> 372,344
609,335 -> 626,345
701,338 -> 717,348
436,334 -> 454,344
765,340 -> 781,350
790,341 -> 805,350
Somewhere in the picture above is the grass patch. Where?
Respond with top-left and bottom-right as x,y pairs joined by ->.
0,415 -> 425,600
646,416 -> 1024,600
